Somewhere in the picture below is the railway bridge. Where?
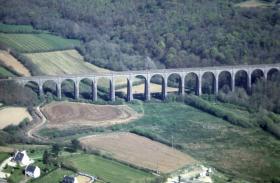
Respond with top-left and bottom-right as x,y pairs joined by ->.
4,64 -> 280,101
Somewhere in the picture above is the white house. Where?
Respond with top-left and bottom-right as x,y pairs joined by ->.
12,150 -> 31,166
25,165 -> 40,178
62,175 -> 78,183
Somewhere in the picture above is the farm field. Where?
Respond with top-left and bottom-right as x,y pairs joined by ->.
0,23 -> 41,33
0,66 -> 14,78
0,50 -> 30,76
0,107 -> 32,129
0,33 -> 80,53
119,101 -> 280,182
24,49 -> 108,75
79,132 -> 195,173
23,50 -> 134,88
67,154 -> 156,183
42,101 -> 140,128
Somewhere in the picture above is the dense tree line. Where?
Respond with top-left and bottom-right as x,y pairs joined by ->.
0,0 -> 280,70
0,80 -> 39,106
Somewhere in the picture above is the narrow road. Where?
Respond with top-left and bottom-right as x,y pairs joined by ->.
26,105 -> 48,142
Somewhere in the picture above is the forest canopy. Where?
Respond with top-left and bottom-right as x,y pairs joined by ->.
0,0 -> 280,70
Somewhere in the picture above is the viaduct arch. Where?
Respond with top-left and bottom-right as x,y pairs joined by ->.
6,64 -> 280,101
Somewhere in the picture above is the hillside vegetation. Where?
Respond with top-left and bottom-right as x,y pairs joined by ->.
0,0 -> 279,70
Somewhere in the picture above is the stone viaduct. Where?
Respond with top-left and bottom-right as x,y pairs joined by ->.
6,63 -> 280,101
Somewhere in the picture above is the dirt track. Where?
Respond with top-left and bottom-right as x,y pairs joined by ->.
80,132 -> 195,173
42,102 -> 140,128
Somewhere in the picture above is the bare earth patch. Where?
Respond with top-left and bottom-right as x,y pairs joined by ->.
42,102 -> 140,128
76,175 -> 92,183
80,132 -> 195,173
0,50 -> 31,76
235,0 -> 272,8
0,107 -> 32,129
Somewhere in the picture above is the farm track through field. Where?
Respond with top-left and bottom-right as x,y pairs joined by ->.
26,105 -> 48,142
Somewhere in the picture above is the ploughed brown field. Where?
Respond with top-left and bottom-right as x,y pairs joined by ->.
42,102 -> 140,128
79,132 -> 195,173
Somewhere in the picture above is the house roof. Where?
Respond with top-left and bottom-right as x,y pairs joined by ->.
25,165 -> 37,173
14,152 -> 24,162
62,176 -> 76,183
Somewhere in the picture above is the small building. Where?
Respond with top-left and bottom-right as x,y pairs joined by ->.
25,165 -> 40,178
12,150 -> 31,166
62,175 -> 78,183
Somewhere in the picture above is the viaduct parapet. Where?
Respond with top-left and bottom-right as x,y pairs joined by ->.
3,64 -> 280,101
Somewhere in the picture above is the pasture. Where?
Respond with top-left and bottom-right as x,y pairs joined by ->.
42,101 -> 140,128
0,66 -> 14,77
119,101 -> 280,182
0,50 -> 30,76
32,169 -> 73,183
67,154 -> 155,183
0,33 -> 80,53
80,132 -> 195,173
0,107 -> 32,129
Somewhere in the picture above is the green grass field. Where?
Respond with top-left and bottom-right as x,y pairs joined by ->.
31,168 -> 73,183
0,23 -> 42,33
30,153 -> 155,183
121,101 -> 280,182
66,154 -> 155,183
24,49 -> 108,75
0,152 -> 9,163
0,66 -> 15,77
0,33 -> 80,53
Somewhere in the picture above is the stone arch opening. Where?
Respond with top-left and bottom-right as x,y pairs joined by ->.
61,79 -> 75,99
79,78 -> 93,100
114,76 -> 129,101
219,71 -> 232,93
202,72 -> 216,94
97,77 -> 111,101
43,80 -> 57,98
133,75 -> 147,100
24,81 -> 40,96
235,70 -> 249,90
185,72 -> 199,95
267,68 -> 280,81
167,73 -> 182,95
251,69 -> 264,85
150,74 -> 165,100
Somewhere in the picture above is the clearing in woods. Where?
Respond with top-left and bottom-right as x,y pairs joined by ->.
0,50 -> 31,76
79,132 -> 195,173
235,0 -> 273,8
41,102 -> 140,128
0,107 -> 32,129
